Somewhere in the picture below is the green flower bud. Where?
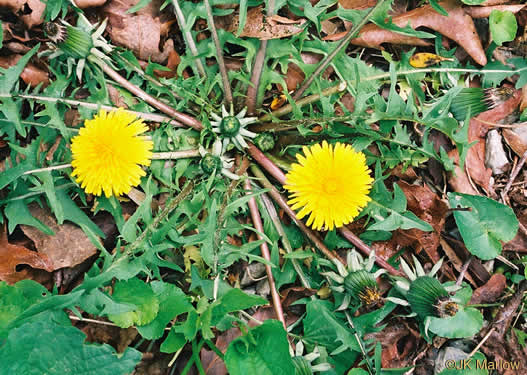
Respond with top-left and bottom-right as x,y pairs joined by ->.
200,153 -> 222,174
44,22 -> 93,59
407,276 -> 458,319
344,270 -> 381,305
219,116 -> 241,137
254,132 -> 275,152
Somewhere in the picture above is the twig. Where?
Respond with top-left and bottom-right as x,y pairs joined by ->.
203,0 -> 233,105
338,226 -> 404,277
171,0 -> 206,77
246,0 -> 275,114
469,327 -> 495,357
292,0 -> 388,100
151,149 -> 201,160
96,59 -> 203,131
127,181 -> 195,254
501,149 -> 527,201
245,178 -> 287,329
250,164 -> 344,266
456,256 -> 472,287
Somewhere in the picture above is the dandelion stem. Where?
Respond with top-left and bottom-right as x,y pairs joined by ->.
171,0 -> 207,78
3,93 -> 186,128
246,0 -> 275,114
96,59 -> 203,131
260,192 -> 311,288
292,0 -> 388,100
203,0 -> 233,105
245,178 -> 287,329
151,149 -> 200,159
22,164 -> 72,175
259,82 -> 346,122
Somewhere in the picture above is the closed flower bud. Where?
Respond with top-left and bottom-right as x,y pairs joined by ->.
344,270 -> 381,306
407,276 -> 458,319
254,132 -> 275,152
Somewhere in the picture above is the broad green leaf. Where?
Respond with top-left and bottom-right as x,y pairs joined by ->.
137,281 -> 194,339
0,97 -> 24,137
0,318 -> 141,375
56,190 -> 105,238
225,320 -> 295,375
107,278 -> 159,328
448,193 -> 518,260
428,307 -> 483,338
160,328 -> 187,353
489,10 -> 517,46
211,288 -> 268,324
303,299 -> 361,352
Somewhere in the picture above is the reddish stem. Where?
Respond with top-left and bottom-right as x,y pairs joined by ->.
245,179 -> 287,329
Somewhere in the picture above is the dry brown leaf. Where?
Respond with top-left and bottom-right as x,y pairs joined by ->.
21,203 -> 98,270
503,127 -> 527,157
469,273 -> 506,304
75,0 -> 107,8
225,6 -> 305,40
0,55 -> 49,87
339,0 -> 377,9
103,0 -> 175,63
350,0 -> 487,65
464,4 -> 525,19
0,0 -> 45,28
364,323 -> 418,368
0,225 -> 53,284
397,181 -> 449,262
467,89 -> 521,190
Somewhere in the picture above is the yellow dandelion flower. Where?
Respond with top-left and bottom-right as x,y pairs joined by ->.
71,108 -> 153,197
284,141 -> 373,231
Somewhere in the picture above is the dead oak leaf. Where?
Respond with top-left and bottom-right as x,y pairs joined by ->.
103,0 -> 175,63
350,0 -> 487,65
397,181 -> 449,262
21,203 -> 98,270
0,225 -> 53,284
225,6 -> 305,40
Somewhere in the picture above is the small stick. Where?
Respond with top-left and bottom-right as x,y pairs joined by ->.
456,256 -> 472,286
468,327 -> 495,358
245,178 -> 287,329
502,149 -> 527,200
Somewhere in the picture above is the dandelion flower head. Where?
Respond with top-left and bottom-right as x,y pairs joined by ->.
284,141 -> 373,231
71,108 -> 153,197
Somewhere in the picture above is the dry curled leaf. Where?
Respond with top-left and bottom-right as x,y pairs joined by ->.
225,6 -> 305,40
0,225 -> 53,284
75,0 -> 107,8
103,0 -> 175,63
350,0 -> 488,65
0,0 -> 45,28
469,273 -> 506,305
464,4 -> 525,19
397,181 -> 449,262
21,204 -> 98,270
